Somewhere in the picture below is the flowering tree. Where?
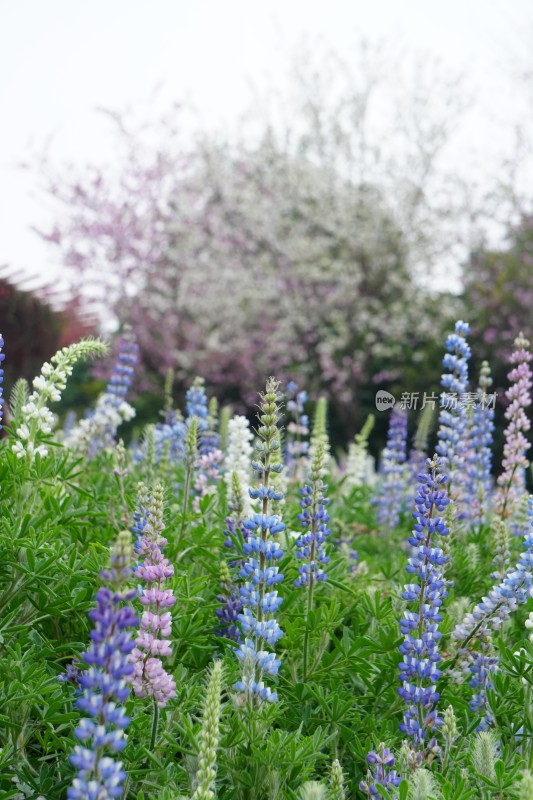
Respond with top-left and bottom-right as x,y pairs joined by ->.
35,46 -> 464,430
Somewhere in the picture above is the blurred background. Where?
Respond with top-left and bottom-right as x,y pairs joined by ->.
2,0 -> 533,453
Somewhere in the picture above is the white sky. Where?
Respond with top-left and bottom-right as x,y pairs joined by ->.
0,0 -> 531,290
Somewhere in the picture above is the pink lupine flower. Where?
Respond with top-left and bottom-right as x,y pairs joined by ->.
130,483 -> 177,707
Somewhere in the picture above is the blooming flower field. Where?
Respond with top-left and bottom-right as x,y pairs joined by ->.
2,321 -> 533,800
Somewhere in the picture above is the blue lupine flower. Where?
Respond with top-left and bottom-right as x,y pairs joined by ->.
215,559 -> 243,642
234,378 -> 285,704
465,361 -> 495,524
294,441 -> 331,587
398,456 -> 450,754
436,320 -> 471,507
359,744 -> 401,798
285,380 -> 310,478
375,406 -> 409,531
67,531 -> 138,800
452,496 -> 533,728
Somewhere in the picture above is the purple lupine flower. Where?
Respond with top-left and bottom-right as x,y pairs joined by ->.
294,441 -> 330,587
375,406 -> 408,531
67,531 -> 138,800
495,333 -> 532,521
452,496 -> 533,728
398,456 -> 450,754
215,560 -> 243,642
359,744 -> 401,798
465,361 -> 495,524
130,483 -> 176,707
436,320 -> 471,508
285,380 -> 310,479
193,448 -> 224,512
234,378 -> 285,704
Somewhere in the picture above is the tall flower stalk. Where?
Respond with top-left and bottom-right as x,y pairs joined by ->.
495,333 -> 532,521
234,378 -> 285,705
376,405 -> 408,532
436,320 -> 471,507
12,338 -> 107,462
191,661 -> 223,800
65,328 -> 138,458
465,361 -> 495,524
294,441 -> 330,680
285,380 -> 310,480
131,482 -> 176,717
452,496 -> 533,728
398,456 -> 450,757
67,530 -> 138,800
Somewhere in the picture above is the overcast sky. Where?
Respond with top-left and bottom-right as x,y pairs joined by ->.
1,0 -> 531,289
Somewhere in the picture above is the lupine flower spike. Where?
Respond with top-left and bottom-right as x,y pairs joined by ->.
224,415 -> 255,518
452,496 -> 533,729
495,332 -> 532,521
131,482 -> 177,707
359,744 -> 401,798
234,377 -> 285,704
436,320 -> 471,510
67,530 -> 138,800
294,440 -> 331,679
465,361 -> 495,524
285,380 -> 310,481
376,405 -> 409,531
398,455 -> 450,757
12,338 -> 107,462
345,413 -> 375,489
191,661 -> 223,800
329,758 -> 346,800
64,329 -> 138,458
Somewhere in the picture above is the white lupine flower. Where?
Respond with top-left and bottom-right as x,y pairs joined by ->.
225,415 -> 254,516
17,424 -> 30,440
12,441 -> 26,458
11,338 -> 107,464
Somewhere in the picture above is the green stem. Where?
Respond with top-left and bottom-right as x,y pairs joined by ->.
302,571 -> 314,682
150,696 -> 159,752
177,465 -> 192,547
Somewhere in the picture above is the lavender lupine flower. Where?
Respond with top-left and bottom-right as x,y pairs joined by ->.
285,380 -> 310,479
359,744 -> 401,798
436,320 -> 471,507
398,456 -> 450,754
495,333 -> 532,521
465,361 -> 495,524
130,482 -> 177,707
452,496 -> 533,727
294,441 -> 330,588
193,448 -> 224,512
67,530 -> 138,800
375,406 -> 408,532
64,329 -> 138,458
234,378 -> 285,704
